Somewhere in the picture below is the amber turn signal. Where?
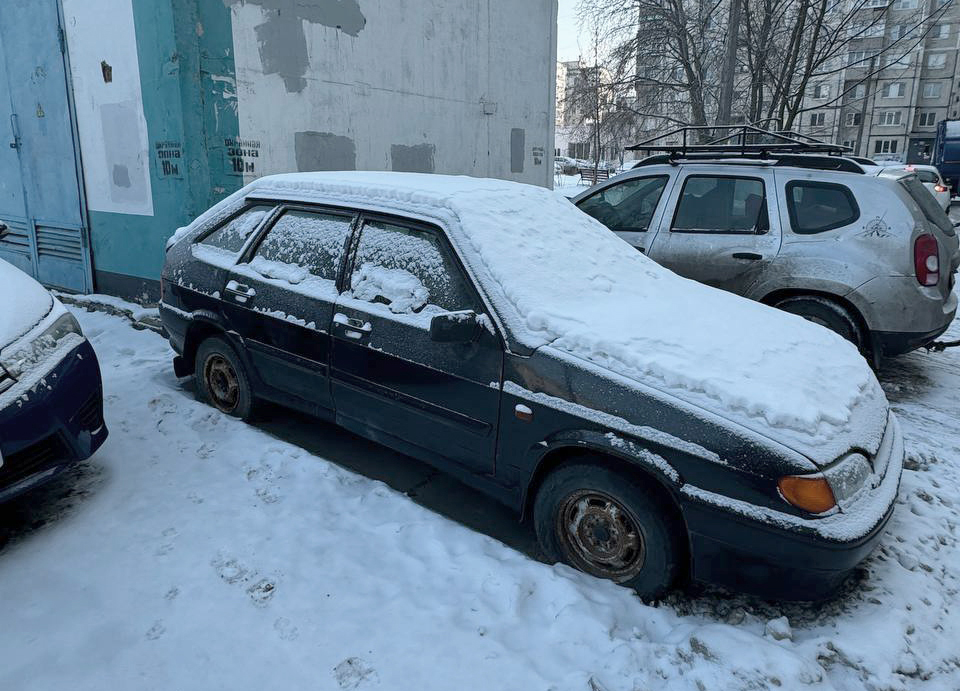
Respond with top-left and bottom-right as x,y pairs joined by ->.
778,475 -> 837,514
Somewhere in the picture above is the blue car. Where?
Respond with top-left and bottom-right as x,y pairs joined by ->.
0,259 -> 107,502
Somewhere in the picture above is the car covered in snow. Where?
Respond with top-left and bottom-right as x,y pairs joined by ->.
0,259 -> 107,502
161,172 -> 904,600
573,155 -> 960,361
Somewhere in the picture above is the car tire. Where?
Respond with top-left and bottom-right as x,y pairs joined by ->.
775,295 -> 866,352
194,336 -> 255,420
533,462 -> 682,599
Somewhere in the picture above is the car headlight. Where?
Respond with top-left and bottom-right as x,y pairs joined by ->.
0,312 -> 83,380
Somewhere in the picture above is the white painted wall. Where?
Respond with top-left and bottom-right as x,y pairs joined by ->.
228,0 -> 557,188
63,0 -> 153,216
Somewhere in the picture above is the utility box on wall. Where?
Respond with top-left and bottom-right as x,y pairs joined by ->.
1,0 -> 558,301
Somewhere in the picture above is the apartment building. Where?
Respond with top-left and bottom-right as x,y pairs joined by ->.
800,0 -> 960,162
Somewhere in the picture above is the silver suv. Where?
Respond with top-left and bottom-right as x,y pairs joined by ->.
573,155 -> 960,360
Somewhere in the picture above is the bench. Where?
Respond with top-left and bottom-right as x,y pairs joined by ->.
579,167 -> 611,185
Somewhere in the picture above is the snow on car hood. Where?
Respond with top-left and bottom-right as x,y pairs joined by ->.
0,258 -> 53,351
205,172 -> 889,459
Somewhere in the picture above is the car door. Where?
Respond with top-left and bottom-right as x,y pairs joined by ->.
329,214 -> 503,474
646,170 -> 783,295
219,205 -> 355,415
576,173 -> 674,254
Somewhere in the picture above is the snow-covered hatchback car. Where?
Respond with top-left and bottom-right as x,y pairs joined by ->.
161,172 -> 903,600
573,155 -> 960,361
0,259 -> 107,502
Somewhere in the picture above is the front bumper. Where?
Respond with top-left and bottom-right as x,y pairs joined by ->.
681,414 -> 904,600
0,340 -> 108,502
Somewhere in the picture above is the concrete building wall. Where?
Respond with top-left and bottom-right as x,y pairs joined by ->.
52,0 -> 556,300
228,0 -> 556,186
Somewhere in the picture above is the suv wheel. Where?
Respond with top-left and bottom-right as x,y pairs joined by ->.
195,336 -> 255,420
775,295 -> 865,352
533,463 -> 682,599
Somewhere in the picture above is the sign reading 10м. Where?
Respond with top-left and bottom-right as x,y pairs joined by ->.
226,138 -> 261,175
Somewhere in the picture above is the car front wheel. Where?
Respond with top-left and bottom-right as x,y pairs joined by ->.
533,463 -> 682,599
194,336 -> 255,420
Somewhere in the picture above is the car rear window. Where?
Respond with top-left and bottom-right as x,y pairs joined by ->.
785,181 -> 859,234
916,170 -> 940,184
672,176 -> 768,233
900,176 -> 955,236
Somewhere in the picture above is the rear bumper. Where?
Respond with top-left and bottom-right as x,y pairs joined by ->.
0,340 -> 108,503
850,275 -> 957,354
682,414 -> 903,600
875,323 -> 953,356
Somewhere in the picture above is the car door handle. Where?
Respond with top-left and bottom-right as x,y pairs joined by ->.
334,312 -> 372,339
732,252 -> 763,260
225,280 -> 256,303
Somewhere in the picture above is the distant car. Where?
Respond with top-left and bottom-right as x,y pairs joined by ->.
555,156 -> 579,176
878,165 -> 951,211
0,258 -> 107,502
573,154 -> 960,360
162,172 -> 903,600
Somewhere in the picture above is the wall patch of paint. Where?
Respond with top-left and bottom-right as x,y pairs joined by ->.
295,131 -> 356,171
100,101 -> 149,205
511,128 -> 526,174
223,0 -> 366,93
391,144 -> 436,173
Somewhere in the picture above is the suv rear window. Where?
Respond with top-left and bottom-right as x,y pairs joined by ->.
900,176 -> 955,236
672,176 -> 768,233
785,181 -> 859,234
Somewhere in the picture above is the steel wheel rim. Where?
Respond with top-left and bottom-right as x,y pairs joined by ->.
556,489 -> 646,582
204,354 -> 240,414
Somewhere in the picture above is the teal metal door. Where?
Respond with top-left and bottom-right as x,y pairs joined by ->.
0,0 -> 92,292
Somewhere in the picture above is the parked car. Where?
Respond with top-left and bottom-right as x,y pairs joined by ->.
0,258 -> 107,502
161,172 -> 903,600
573,155 -> 960,360
877,165 -> 951,212
555,156 -> 579,176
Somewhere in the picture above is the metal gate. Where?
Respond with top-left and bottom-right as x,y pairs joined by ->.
0,0 -> 92,293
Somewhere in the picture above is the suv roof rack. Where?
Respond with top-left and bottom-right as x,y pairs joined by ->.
626,126 -> 864,174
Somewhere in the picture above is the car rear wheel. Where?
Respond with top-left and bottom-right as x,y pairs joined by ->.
775,295 -> 866,353
533,463 -> 682,599
195,336 -> 255,420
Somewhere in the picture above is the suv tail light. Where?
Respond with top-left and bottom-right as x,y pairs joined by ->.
914,234 -> 940,286
935,183 -> 949,193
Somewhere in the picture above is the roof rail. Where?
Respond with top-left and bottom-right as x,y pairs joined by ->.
626,125 -> 852,157
631,152 -> 866,174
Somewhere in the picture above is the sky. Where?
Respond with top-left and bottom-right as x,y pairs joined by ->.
557,0 -> 586,63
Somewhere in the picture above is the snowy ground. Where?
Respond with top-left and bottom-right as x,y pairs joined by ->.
1,304 -> 959,690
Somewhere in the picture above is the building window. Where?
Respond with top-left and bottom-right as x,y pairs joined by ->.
877,111 -> 903,126
927,53 -> 947,69
847,51 -> 868,66
866,0 -> 888,6
936,24 -> 951,39
842,140 -> 857,150
813,83 -> 830,99
809,112 -> 826,126
568,142 -> 591,159
883,53 -> 911,69
893,0 -> 918,9
845,112 -> 862,126
882,82 -> 904,98
890,25 -> 907,40
874,139 -> 899,154
918,112 -> 938,127
922,82 -> 944,99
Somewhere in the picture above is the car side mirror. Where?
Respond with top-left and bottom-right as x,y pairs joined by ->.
430,310 -> 481,343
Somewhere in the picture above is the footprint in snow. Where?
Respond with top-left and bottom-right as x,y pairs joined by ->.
274,617 -> 299,641
145,621 -> 165,640
213,557 -> 249,584
334,658 -> 378,690
247,578 -> 277,607
164,587 -> 179,601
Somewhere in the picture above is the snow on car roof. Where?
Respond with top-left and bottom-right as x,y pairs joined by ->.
187,172 -> 886,448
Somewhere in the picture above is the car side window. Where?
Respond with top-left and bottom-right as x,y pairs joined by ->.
785,181 -> 860,234
349,220 -> 476,315
672,176 -> 768,233
200,205 -> 272,255
577,176 -> 669,232
250,210 -> 352,283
